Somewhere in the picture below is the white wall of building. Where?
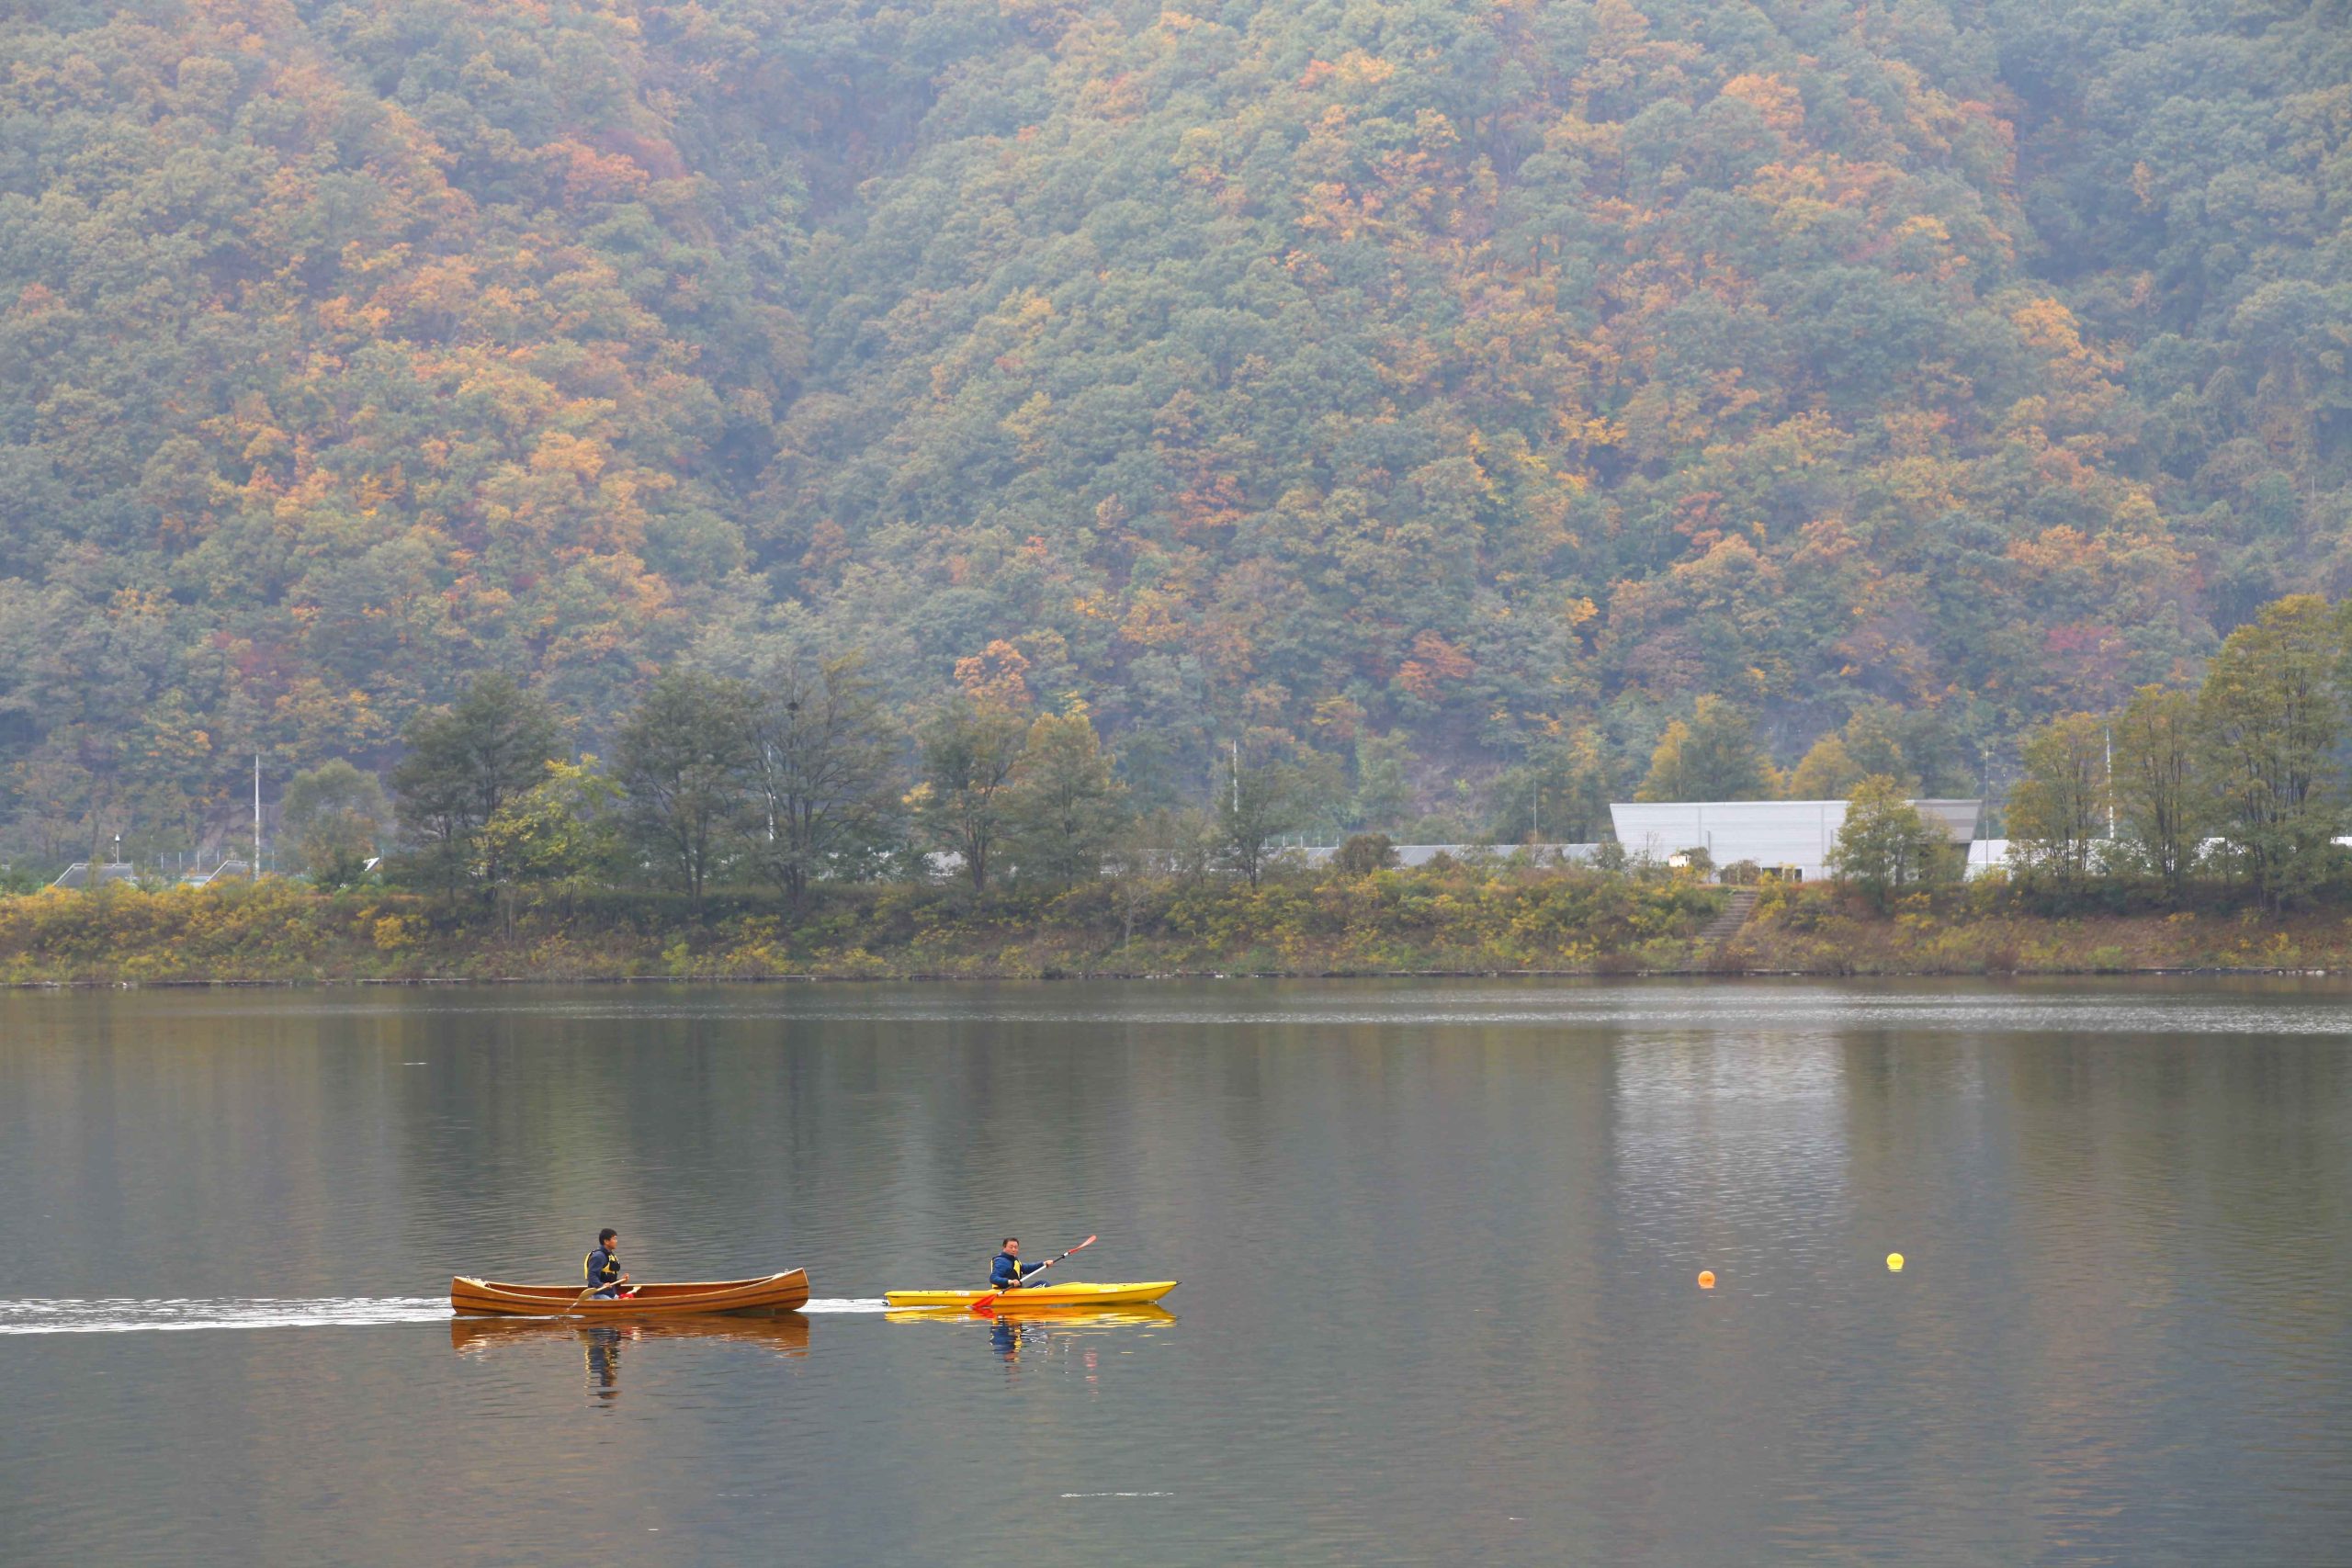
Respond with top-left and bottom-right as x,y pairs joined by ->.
1609,799 -> 1982,881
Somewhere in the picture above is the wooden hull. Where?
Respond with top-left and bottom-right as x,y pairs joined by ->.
451,1268 -> 808,1317
884,1280 -> 1176,1311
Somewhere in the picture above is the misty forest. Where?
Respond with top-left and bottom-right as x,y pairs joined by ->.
6,0 -> 2351,871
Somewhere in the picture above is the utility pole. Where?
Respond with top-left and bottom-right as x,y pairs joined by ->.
1231,739 -> 1239,813
2104,726 -> 2114,840
254,753 -> 262,877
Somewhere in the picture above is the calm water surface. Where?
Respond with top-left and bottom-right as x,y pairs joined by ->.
1,979 -> 2347,1564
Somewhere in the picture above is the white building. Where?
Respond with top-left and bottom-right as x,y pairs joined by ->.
1291,842 -> 1600,869
1609,799 -> 1983,881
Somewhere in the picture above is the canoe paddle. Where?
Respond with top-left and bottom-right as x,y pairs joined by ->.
569,1277 -> 634,1312
970,1235 -> 1096,1314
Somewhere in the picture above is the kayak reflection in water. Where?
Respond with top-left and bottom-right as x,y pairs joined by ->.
990,1316 -> 1056,1369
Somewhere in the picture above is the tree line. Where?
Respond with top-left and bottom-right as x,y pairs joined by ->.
270,658 -> 1342,914
2002,595 -> 2352,909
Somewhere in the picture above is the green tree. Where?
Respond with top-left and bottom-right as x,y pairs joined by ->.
281,760 -> 390,889
478,757 -> 623,908
2110,685 -> 2205,893
1490,725 -> 1618,841
1351,732 -> 1417,830
1636,696 -> 1778,802
1006,705 -> 1125,888
1787,704 -> 1948,799
1331,832 -> 1399,877
751,652 -> 903,901
2006,713 -> 2110,886
614,671 -> 758,914
390,675 -> 564,898
1784,733 -> 1862,799
2197,594 -> 2345,906
1217,745 -> 1311,888
1840,704 -> 1929,794
1831,775 -> 1950,910
912,699 -> 1029,892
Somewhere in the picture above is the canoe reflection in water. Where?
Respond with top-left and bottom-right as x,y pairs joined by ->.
449,1310 -> 810,1401
884,1304 -> 1175,1371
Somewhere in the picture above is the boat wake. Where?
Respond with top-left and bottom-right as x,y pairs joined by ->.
0,1295 -> 898,1333
0,1298 -> 453,1334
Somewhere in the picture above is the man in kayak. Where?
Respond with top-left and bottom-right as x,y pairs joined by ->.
584,1228 -> 631,1298
989,1237 -> 1038,1292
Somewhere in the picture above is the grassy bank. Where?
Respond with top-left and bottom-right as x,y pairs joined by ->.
1724,881 -> 2352,975
0,865 -> 1724,984
11,869 -> 2352,985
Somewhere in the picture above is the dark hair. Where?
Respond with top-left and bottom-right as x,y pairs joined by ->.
598,1228 -> 617,1245
1001,1236 -> 1018,1248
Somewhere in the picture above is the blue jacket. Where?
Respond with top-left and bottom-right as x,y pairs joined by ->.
584,1247 -> 622,1288
989,1250 -> 1030,1289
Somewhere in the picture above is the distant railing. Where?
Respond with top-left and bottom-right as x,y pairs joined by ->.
48,862 -> 138,890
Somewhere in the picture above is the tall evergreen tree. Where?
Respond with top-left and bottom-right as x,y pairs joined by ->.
390,675 -> 563,898
913,700 -> 1029,893
2006,714 -> 2110,886
751,653 -> 903,901
2110,685 -> 2205,893
614,671 -> 759,914
1636,697 -> 1777,803
2196,596 -> 2345,907
1006,706 -> 1125,888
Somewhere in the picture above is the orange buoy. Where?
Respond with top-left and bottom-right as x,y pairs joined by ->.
1697,1269 -> 1715,1290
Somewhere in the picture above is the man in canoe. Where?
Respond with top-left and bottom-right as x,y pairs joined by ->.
583,1228 -> 632,1299
989,1237 -> 1039,1292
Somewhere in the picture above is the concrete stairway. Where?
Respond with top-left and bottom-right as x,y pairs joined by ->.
1698,887 -> 1760,946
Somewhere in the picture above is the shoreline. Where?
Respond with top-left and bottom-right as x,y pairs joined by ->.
13,875 -> 2352,987
8,963 -> 2346,989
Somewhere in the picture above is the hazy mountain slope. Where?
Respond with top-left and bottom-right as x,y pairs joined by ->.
749,0 -> 2208,786
3,0 -> 2339,856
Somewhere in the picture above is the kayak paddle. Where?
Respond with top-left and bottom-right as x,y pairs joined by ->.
971,1235 -> 1095,1313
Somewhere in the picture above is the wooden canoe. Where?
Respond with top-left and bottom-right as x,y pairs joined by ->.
450,1268 -> 808,1317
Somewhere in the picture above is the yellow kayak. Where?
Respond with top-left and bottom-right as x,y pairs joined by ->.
884,1280 -> 1177,1310
884,1304 -> 1176,1327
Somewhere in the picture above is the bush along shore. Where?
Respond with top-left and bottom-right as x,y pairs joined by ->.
0,864 -> 1726,985
11,866 -> 2352,985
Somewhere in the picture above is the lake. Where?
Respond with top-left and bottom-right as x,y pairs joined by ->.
1,979 -> 2347,1564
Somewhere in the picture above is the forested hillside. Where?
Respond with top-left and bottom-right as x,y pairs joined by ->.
4,0 -> 2347,863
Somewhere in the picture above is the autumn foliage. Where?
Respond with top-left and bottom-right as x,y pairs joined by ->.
3,0 -> 2346,862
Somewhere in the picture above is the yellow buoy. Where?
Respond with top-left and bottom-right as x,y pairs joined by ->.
1886,1252 -> 1905,1272
1697,1270 -> 1715,1290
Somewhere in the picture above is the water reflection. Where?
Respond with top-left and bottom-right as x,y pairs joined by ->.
886,1305 -> 1176,1374
449,1311 -> 811,1401
6,980 -> 2348,1563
